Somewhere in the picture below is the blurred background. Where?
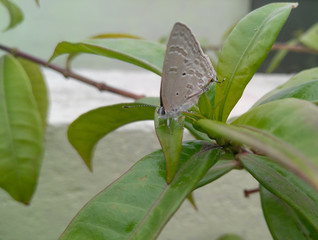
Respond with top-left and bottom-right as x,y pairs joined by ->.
0,0 -> 250,69
0,1 -> 316,240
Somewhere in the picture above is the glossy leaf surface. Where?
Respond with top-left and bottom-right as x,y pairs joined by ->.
50,38 -> 165,75
240,154 -> 318,233
260,186 -> 318,240
154,109 -> 184,183
0,55 -> 43,204
59,141 -> 221,240
68,103 -> 155,169
195,159 -> 239,189
65,33 -> 142,70
215,2 -> 297,121
254,67 -> 318,106
197,98 -> 318,188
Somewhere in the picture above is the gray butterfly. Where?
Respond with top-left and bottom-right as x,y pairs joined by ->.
158,22 -> 217,119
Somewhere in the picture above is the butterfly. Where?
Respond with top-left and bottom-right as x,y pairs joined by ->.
158,22 -> 217,119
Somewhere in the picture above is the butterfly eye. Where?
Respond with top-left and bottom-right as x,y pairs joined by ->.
182,72 -> 186,76
175,92 -> 179,96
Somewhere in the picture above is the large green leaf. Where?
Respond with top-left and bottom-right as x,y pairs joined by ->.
49,38 -> 165,75
255,80 -> 318,106
59,141 -> 221,240
215,2 -> 297,122
65,33 -> 143,70
196,98 -> 318,189
260,186 -> 318,240
300,23 -> 318,51
68,103 -> 155,170
195,158 -> 239,189
254,67 -> 318,106
240,154 -> 318,233
17,58 -> 49,129
0,55 -> 43,204
154,109 -> 184,183
0,0 -> 24,30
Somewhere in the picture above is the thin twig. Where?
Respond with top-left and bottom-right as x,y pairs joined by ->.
204,43 -> 318,55
244,188 -> 259,198
0,44 -> 145,100
271,43 -> 318,54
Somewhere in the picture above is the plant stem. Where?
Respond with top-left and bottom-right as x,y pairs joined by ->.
0,44 -> 145,100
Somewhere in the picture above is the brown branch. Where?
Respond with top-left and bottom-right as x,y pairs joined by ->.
204,43 -> 318,55
271,43 -> 318,55
0,44 -> 145,100
244,188 -> 259,198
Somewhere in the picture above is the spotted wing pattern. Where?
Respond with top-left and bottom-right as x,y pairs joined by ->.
160,22 -> 217,118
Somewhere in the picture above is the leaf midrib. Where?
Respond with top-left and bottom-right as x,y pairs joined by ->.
218,7 -> 286,121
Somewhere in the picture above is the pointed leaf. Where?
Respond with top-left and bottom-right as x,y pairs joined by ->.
195,158 -> 239,189
0,0 -> 24,30
68,103 -> 155,170
215,2 -> 298,121
240,154 -> 318,232
17,58 -> 48,129
0,55 -> 43,204
260,186 -> 318,240
196,99 -> 318,189
198,92 -> 213,119
254,67 -> 318,106
66,33 -> 143,70
50,38 -> 165,75
300,23 -> 318,51
59,141 -> 221,240
155,109 -> 184,183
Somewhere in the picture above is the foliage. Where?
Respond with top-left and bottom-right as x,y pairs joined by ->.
1,1 -> 318,240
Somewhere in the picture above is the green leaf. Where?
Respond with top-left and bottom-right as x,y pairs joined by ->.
255,80 -> 318,106
49,38 -> 165,75
0,0 -> 24,31
59,141 -> 221,240
198,92 -> 213,119
0,55 -> 43,204
240,154 -> 318,232
196,99 -> 318,189
184,120 -> 211,141
65,33 -> 143,70
254,67 -> 318,106
68,103 -> 155,170
154,110 -> 184,183
17,58 -> 48,129
300,23 -> 318,51
195,158 -> 239,189
260,186 -> 318,240
266,39 -> 299,73
215,2 -> 298,122
135,96 -> 159,106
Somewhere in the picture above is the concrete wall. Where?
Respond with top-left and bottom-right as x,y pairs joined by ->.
0,0 -> 250,69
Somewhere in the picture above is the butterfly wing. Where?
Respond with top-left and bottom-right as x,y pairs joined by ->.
160,22 -> 216,117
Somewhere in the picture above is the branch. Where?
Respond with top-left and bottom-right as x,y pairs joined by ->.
0,44 -> 145,100
204,43 -> 318,55
271,43 -> 318,54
